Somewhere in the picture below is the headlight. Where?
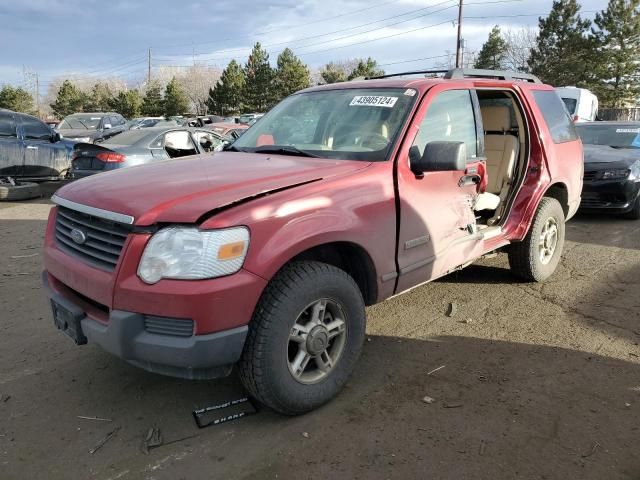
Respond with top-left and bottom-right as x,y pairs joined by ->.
629,160 -> 640,181
137,226 -> 249,284
73,136 -> 92,143
602,168 -> 630,180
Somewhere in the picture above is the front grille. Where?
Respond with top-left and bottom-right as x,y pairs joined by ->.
583,171 -> 599,182
54,206 -> 132,271
580,191 -> 628,208
144,316 -> 194,337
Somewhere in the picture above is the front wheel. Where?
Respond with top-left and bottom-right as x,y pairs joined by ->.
508,197 -> 566,282
238,261 -> 366,415
624,196 -> 640,220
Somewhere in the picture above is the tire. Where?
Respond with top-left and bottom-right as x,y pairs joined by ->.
239,261 -> 366,415
508,197 -> 565,282
0,182 -> 41,201
623,196 -> 640,220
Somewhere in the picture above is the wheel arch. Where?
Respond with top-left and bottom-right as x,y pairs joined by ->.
543,182 -> 569,218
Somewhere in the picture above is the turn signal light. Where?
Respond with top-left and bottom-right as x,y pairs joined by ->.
217,241 -> 246,260
96,152 -> 126,163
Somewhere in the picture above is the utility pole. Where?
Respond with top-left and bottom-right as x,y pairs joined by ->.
455,0 -> 464,68
147,47 -> 152,85
35,73 -> 40,118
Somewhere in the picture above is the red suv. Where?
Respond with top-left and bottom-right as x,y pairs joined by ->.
43,69 -> 583,415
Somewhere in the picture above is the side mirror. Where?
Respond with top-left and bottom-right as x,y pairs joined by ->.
103,123 -> 112,130
50,132 -> 61,143
410,141 -> 467,176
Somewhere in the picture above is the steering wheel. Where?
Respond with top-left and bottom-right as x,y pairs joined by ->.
356,132 -> 389,149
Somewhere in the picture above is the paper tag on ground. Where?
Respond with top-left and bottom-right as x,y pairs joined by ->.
349,96 -> 398,107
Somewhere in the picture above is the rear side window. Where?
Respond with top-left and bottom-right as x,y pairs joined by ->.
21,115 -> 52,140
0,112 -> 16,137
533,90 -> 578,143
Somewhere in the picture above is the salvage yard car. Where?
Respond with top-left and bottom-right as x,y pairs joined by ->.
70,127 -> 229,178
42,69 -> 583,415
576,121 -> 640,219
57,112 -> 127,143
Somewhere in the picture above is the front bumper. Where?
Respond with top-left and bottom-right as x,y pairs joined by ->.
580,178 -> 640,213
43,272 -> 248,380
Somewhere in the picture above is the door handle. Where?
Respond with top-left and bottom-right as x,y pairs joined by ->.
26,145 -> 39,150
458,174 -> 480,187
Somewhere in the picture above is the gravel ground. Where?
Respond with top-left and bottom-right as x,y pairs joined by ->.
0,182 -> 639,480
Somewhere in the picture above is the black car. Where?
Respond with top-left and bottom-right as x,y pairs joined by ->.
576,122 -> 640,219
57,112 -> 127,143
0,108 -> 75,179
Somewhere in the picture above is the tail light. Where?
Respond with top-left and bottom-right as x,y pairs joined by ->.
96,152 -> 126,163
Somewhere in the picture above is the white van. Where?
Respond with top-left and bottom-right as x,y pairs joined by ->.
556,87 -> 598,122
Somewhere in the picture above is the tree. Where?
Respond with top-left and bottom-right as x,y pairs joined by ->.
244,42 -> 276,112
0,85 -> 34,114
528,0 -> 594,86
111,90 -> 142,118
50,80 -> 88,118
347,57 -> 384,80
86,82 -> 114,111
502,27 -> 538,72
320,62 -> 348,84
141,81 -> 164,116
207,60 -> 245,115
592,0 -> 640,107
164,77 -> 189,117
475,26 -> 508,70
274,48 -> 310,100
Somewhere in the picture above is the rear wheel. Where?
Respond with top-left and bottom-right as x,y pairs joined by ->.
239,261 -> 366,415
508,197 -> 565,282
0,181 -> 41,201
624,196 -> 640,220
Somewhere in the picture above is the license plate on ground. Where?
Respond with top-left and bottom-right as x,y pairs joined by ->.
51,300 -> 87,345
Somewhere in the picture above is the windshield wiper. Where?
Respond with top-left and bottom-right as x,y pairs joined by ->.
222,144 -> 246,152
253,145 -> 319,158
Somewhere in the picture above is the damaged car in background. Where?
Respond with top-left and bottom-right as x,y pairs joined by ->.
0,108 -> 75,200
576,122 -> 640,219
57,112 -> 127,143
70,127 -> 230,178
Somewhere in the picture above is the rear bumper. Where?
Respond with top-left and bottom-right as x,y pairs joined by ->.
43,272 -> 248,380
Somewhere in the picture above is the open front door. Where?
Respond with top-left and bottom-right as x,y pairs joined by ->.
395,87 -> 486,294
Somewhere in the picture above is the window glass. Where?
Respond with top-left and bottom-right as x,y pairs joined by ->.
164,130 -> 196,150
115,115 -> 125,126
21,115 -> 52,140
561,97 -> 577,115
0,112 -> 16,137
412,89 -> 477,160
193,130 -> 223,151
533,90 -> 578,143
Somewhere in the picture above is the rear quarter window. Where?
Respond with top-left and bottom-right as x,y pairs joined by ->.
532,90 -> 578,144
0,112 -> 16,137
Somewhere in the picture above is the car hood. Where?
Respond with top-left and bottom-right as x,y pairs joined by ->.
584,144 -> 640,166
59,129 -> 99,139
55,152 -> 371,226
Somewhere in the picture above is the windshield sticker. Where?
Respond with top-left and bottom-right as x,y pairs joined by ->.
349,96 -> 398,108
404,89 -> 416,96
632,134 -> 640,147
616,128 -> 640,133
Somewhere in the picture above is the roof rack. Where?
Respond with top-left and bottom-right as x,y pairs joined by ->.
367,68 -> 541,84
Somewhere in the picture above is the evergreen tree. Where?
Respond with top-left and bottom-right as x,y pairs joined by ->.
347,57 -> 384,80
528,0 -> 594,86
475,26 -> 508,70
243,42 -> 276,112
164,77 -> 189,117
111,90 -> 142,118
141,81 -> 164,116
86,82 -> 114,111
320,63 -> 347,84
592,0 -> 640,107
50,80 -> 88,118
274,48 -> 310,100
207,60 -> 245,115
0,85 -> 34,114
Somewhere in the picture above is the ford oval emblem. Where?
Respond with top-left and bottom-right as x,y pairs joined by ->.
70,228 -> 87,245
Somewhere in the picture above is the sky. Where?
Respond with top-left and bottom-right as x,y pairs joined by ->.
0,0 -> 604,92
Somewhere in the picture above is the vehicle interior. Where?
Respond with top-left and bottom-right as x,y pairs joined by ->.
474,89 -> 529,227
163,130 -> 198,158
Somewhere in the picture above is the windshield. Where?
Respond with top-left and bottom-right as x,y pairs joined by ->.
576,124 -> 640,148
561,97 -> 577,115
58,115 -> 102,130
232,88 -> 417,161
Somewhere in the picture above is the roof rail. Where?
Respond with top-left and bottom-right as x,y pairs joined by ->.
366,68 -> 541,83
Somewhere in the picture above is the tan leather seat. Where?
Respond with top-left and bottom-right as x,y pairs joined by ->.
481,106 -> 518,195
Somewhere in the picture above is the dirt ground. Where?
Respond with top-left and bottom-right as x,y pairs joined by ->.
1,182 -> 639,480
